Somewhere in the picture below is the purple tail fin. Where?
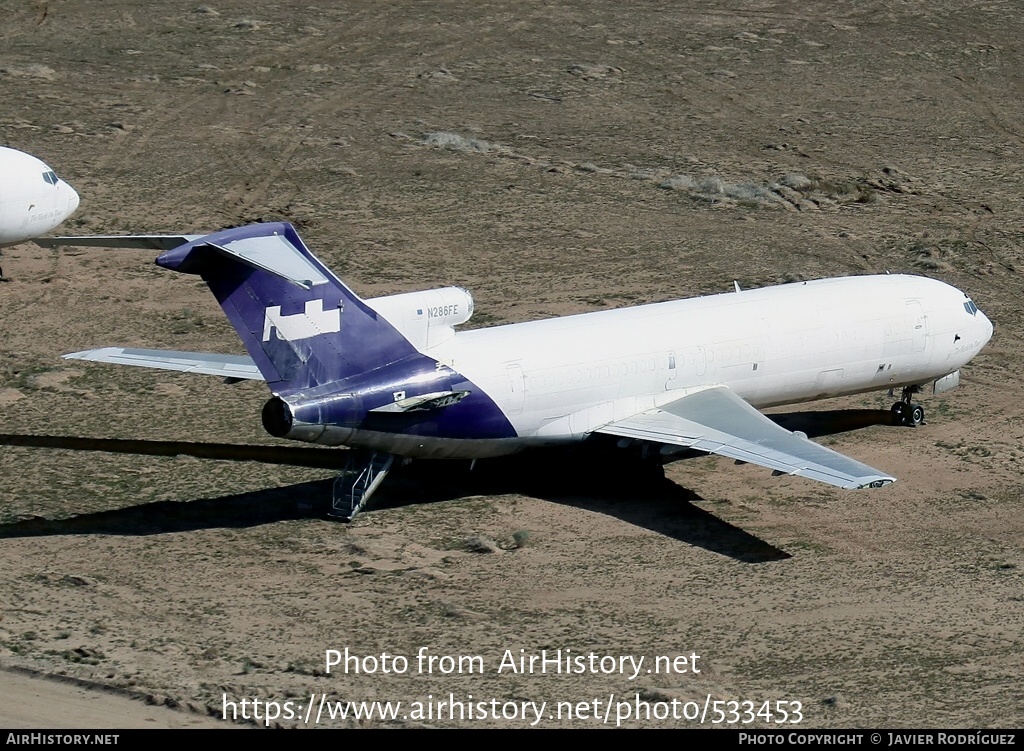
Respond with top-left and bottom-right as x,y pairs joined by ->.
155,223 -> 418,393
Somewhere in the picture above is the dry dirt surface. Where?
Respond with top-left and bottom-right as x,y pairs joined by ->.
0,669 -> 224,729
1,0 -> 1022,729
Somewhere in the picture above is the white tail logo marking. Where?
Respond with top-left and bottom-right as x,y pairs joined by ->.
262,299 -> 341,342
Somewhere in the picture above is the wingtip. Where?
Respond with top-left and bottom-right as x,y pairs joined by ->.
858,477 -> 897,489
62,347 -> 120,361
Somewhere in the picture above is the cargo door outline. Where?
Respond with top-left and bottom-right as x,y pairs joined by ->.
506,362 -> 526,415
907,300 -> 928,353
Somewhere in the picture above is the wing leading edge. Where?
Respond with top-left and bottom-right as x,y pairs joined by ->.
63,347 -> 264,381
595,386 -> 895,489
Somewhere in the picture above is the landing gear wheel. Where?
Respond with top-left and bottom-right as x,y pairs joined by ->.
894,386 -> 925,427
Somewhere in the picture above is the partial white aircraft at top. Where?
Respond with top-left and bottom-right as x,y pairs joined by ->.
36,222 -> 993,519
0,146 -> 80,248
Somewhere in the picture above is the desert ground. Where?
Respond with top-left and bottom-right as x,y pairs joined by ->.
1,0 -> 1022,729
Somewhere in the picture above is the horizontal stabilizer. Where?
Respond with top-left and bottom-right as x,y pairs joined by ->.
596,385 -> 895,490
207,234 -> 329,290
63,347 -> 264,381
34,235 -> 203,250
35,230 -> 330,290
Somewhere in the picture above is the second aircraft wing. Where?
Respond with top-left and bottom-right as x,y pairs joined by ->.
594,385 -> 895,489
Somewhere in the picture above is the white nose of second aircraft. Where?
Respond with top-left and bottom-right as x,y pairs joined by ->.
66,183 -> 80,216
979,308 -> 994,345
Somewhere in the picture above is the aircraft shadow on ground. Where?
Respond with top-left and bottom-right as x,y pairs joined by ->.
0,408 -> 896,560
0,478 -> 336,538
376,452 -> 791,563
767,408 -> 898,437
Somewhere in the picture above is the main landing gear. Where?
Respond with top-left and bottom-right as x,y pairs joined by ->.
891,386 -> 925,427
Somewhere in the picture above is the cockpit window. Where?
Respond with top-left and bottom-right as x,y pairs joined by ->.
963,300 -> 978,316
41,171 -> 59,186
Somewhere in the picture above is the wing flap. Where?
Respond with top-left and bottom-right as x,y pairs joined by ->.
596,386 -> 894,489
63,347 -> 264,381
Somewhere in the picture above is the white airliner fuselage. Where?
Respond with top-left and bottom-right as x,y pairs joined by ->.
0,146 -> 80,247
352,273 -> 992,457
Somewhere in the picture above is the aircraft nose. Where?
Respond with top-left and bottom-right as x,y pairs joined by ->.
980,309 -> 994,343
66,183 -> 80,215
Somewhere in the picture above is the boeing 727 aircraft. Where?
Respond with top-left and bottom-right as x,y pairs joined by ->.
0,147 -> 80,248
37,222 -> 993,519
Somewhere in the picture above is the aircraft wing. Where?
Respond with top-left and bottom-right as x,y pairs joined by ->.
34,235 -> 204,250
63,347 -> 264,381
594,385 -> 895,489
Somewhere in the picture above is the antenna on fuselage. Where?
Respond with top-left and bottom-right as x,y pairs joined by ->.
733,280 -> 742,293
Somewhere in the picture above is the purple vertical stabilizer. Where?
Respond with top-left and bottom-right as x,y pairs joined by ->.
156,223 -> 419,393
155,222 -> 518,448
